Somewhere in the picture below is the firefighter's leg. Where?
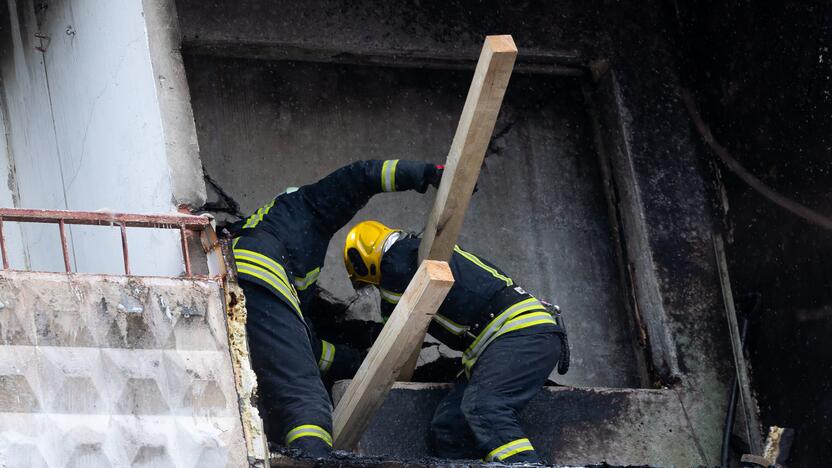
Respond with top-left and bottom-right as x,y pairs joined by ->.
429,378 -> 479,460
242,282 -> 333,457
461,331 -> 561,463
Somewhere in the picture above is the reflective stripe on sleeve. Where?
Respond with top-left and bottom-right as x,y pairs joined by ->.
294,267 -> 321,291
243,199 -> 277,229
285,424 -> 333,447
381,159 -> 400,192
379,288 -> 402,304
486,438 -> 535,461
433,313 -> 469,336
454,245 -> 513,287
319,340 -> 335,373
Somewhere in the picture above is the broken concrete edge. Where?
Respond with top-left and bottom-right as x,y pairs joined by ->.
331,381 -> 677,407
215,236 -> 269,464
331,381 -> 451,405
223,280 -> 269,466
268,447 -> 655,468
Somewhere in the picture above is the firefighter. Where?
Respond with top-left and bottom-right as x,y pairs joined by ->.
233,161 -> 442,456
343,220 -> 569,463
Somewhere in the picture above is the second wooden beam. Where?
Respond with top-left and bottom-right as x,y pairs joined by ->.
332,260 -> 455,450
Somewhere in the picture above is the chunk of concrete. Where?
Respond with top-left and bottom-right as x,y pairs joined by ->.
332,381 -> 705,466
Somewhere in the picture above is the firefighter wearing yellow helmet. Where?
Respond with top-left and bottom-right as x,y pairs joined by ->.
344,220 -> 569,464
231,160 -> 442,457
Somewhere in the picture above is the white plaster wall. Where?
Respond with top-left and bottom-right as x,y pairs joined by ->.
0,0 -> 69,272
0,0 -> 191,276
0,97 -> 25,269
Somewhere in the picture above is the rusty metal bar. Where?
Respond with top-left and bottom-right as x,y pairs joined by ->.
0,217 -> 8,270
180,224 -> 192,277
0,208 -> 209,230
0,207 -> 221,279
120,223 -> 131,275
714,234 -> 763,454
58,220 -> 71,272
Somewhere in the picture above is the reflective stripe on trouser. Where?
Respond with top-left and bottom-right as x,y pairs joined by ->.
240,282 -> 333,448
318,340 -> 335,373
286,424 -> 333,447
486,438 -> 534,461
462,297 -> 556,375
430,332 -> 560,463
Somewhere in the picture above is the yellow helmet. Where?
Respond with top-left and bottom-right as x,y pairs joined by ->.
344,220 -> 398,285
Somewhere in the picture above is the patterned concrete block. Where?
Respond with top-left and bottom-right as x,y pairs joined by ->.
0,272 -> 247,468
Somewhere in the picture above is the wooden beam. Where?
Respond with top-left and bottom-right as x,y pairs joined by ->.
396,35 -> 517,382
332,260 -> 454,450
332,35 -> 517,448
418,35 -> 517,263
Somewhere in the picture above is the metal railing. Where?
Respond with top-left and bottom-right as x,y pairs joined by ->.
0,208 -> 213,277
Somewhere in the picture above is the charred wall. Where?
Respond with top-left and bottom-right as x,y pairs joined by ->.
175,0 -> 735,462
673,1 -> 832,465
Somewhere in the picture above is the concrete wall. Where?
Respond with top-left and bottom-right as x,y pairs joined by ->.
185,55 -> 641,389
0,0 -> 206,276
0,271 -> 248,467
675,2 -> 832,464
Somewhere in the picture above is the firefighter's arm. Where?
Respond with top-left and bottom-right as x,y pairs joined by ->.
311,337 -> 337,375
378,271 -> 407,322
312,337 -> 364,379
297,160 -> 442,234
379,299 -> 396,322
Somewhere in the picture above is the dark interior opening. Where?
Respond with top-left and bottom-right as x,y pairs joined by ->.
184,55 -> 646,389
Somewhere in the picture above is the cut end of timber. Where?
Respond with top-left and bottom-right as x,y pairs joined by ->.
421,260 -> 455,284
485,35 -> 518,54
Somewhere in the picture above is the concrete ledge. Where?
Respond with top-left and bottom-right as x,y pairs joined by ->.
175,0 -> 594,72
332,381 -> 704,467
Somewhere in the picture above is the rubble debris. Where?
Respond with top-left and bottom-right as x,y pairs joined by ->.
762,426 -> 795,466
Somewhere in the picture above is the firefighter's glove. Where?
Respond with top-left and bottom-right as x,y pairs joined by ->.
557,333 -> 570,375
423,164 -> 444,191
222,219 -> 245,238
